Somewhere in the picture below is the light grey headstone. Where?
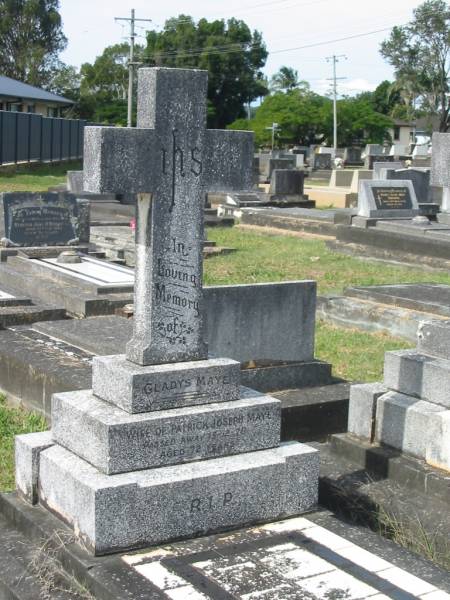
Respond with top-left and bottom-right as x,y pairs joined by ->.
431,132 -> 450,188
373,161 -> 403,179
84,67 -> 253,366
357,180 -> 419,218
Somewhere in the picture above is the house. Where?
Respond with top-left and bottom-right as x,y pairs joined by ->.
0,75 -> 73,117
387,119 -> 416,147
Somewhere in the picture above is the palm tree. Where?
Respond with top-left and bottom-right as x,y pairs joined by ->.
270,66 -> 303,92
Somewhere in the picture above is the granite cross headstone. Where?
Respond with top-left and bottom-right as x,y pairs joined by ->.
431,132 -> 450,211
84,67 -> 253,366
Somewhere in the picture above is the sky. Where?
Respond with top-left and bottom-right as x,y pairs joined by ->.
59,0 -> 424,97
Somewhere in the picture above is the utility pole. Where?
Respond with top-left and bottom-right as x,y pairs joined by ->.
115,9 -> 152,128
326,55 -> 347,157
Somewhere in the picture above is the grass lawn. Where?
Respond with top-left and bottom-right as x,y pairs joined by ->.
205,226 -> 450,295
0,396 -> 47,493
0,160 -> 82,193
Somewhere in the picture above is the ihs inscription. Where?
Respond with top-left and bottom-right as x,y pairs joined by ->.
161,129 -> 203,211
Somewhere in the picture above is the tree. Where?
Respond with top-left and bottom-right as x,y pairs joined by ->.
380,0 -> 450,131
144,15 -> 268,127
269,66 -> 307,92
320,97 -> 393,146
229,90 -> 393,148
358,80 -> 403,116
0,0 -> 67,87
78,43 -> 145,124
228,87 -> 327,147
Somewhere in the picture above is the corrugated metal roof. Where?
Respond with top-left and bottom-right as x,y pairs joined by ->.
0,75 -> 73,105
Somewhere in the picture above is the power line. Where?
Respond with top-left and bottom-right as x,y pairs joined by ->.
146,25 -> 399,61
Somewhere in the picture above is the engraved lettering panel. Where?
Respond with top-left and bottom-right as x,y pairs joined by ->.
2,194 -> 86,247
109,403 -> 280,470
372,186 -> 412,210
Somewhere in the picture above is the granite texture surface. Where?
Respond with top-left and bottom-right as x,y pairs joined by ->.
84,68 -> 253,367
347,382 -> 387,441
426,410 -> 450,471
38,442 -> 319,555
375,391 -> 446,457
92,355 -> 241,413
384,349 -> 450,408
431,132 -> 450,188
15,431 -> 53,504
52,387 -> 281,474
417,319 -> 450,360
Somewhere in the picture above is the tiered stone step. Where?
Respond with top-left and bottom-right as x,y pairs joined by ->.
18,354 -> 318,555
347,319 -> 450,472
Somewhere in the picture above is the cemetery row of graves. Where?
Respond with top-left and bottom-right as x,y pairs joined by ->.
0,67 -> 449,599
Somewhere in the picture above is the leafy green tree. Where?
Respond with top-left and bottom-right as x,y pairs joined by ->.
145,15 -> 268,127
320,97 -> 393,146
270,66 -> 306,92
380,0 -> 450,131
358,80 -> 403,116
229,91 -> 393,148
229,87 -> 327,147
77,43 -> 145,123
0,0 -> 67,87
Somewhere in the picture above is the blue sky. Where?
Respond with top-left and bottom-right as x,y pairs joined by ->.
59,0 -> 424,96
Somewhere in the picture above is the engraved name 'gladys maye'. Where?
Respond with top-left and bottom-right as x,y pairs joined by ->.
143,373 -> 233,396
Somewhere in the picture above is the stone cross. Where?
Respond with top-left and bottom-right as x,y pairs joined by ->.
84,67 -> 253,366
431,132 -> 450,210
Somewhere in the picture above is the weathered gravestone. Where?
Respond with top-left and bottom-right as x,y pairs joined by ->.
343,147 -> 362,165
0,192 -> 90,248
16,67 -> 318,554
313,153 -> 332,170
431,132 -> 450,215
269,169 -> 306,197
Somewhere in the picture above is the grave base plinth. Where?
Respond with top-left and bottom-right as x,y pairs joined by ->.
92,354 -> 241,413
37,442 -> 318,555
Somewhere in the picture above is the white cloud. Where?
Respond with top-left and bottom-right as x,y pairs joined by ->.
341,79 -> 378,93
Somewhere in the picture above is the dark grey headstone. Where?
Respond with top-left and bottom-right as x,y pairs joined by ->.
386,168 -> 431,202
313,154 -> 332,170
269,170 -> 305,195
0,192 -> 90,247
343,147 -> 362,164
268,158 -> 296,178
84,67 -> 253,366
366,155 -> 394,170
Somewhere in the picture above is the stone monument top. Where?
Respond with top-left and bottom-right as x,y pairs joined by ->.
84,67 -> 253,366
